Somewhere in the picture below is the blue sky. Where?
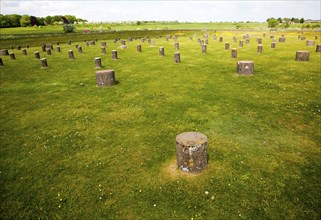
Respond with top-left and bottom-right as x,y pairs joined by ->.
1,0 -> 320,22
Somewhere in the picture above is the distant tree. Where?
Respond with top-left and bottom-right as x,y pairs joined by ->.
63,24 -> 75,33
277,17 -> 283,23
293,18 -> 300,23
20,14 -> 31,27
64,15 -> 77,24
300,18 -> 305,23
52,15 -> 63,23
30,16 -> 38,26
268,18 -> 279,28
37,17 -> 45,26
8,14 -> 22,27
136,21 -> 141,25
284,22 -> 290,28
44,16 -> 53,25
0,14 -> 11,27
60,16 -> 69,24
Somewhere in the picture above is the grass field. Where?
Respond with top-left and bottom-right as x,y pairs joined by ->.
0,30 -> 321,219
1,21 -> 317,36
0,22 -> 268,35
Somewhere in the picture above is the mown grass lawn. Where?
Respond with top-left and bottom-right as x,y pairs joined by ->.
0,30 -> 320,219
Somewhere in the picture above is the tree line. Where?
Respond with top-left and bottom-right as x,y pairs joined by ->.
266,17 -> 305,28
0,14 -> 87,28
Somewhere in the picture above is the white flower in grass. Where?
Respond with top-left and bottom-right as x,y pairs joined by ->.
205,191 -> 209,195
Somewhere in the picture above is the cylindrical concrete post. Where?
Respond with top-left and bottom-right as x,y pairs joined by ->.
68,40 -> 71,45
175,42 -> 179,50
41,43 -> 46,52
22,49 -> 27,55
0,58 -> 3,66
271,42 -> 276,48
0,49 -> 9,56
257,44 -> 263,53
46,48 -> 51,55
112,50 -> 118,60
96,70 -> 116,87
174,52 -> 180,63
101,47 -> 106,54
78,46 -> 82,53
306,40 -> 315,46
159,47 -> 165,56
40,58 -> 48,68
9,53 -> 15,60
295,51 -> 310,61
225,42 -> 230,50
219,37 -> 223,42
237,61 -> 254,75
137,44 -> 142,52
68,50 -> 74,59
279,37 -> 286,42
202,44 -> 207,54
56,46 -> 61,52
316,44 -> 321,52
176,132 -> 208,173
95,57 -> 102,68
35,51 -> 40,59
239,40 -> 244,47
231,48 -> 237,58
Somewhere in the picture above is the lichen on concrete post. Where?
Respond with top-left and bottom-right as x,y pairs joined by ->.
176,132 -> 208,173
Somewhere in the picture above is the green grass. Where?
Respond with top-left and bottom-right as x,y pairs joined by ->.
0,30 -> 321,219
0,22 -> 267,35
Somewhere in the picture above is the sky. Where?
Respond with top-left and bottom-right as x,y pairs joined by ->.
1,0 -> 320,22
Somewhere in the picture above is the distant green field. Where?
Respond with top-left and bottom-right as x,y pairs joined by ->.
0,22 -> 268,35
1,29 -> 321,219
2,21 -> 315,36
